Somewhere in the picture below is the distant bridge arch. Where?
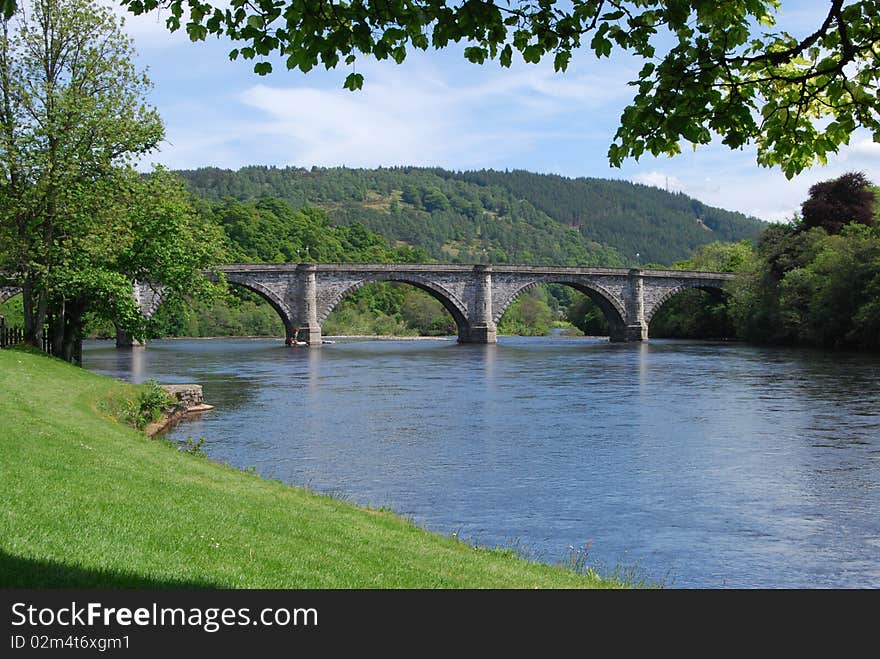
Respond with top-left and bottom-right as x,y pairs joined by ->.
317,273 -> 470,341
491,277 -> 628,338
221,272 -> 297,336
643,280 -> 731,325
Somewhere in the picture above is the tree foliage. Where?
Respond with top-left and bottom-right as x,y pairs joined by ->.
498,287 -> 554,336
565,293 -> 609,336
110,0 -> 880,177
727,174 -> 880,349
0,0 -> 222,361
648,241 -> 756,339
800,171 -> 875,235
0,0 -> 163,355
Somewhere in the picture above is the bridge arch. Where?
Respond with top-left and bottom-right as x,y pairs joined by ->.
134,283 -> 167,320
221,275 -> 296,335
644,281 -> 729,326
0,287 -> 21,305
492,279 -> 627,338
319,274 -> 470,337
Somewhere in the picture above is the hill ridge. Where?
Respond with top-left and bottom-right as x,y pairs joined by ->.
177,165 -> 765,265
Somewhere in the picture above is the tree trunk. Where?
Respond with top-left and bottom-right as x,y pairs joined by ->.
61,299 -> 85,365
49,309 -> 65,358
22,277 -> 48,348
47,297 -> 85,365
49,296 -> 64,358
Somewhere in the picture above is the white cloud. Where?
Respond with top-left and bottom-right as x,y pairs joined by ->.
214,58 -> 633,170
113,4 -> 182,51
238,82 -> 456,166
630,171 -> 686,193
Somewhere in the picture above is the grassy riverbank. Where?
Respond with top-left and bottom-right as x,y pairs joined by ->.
0,348 -> 626,588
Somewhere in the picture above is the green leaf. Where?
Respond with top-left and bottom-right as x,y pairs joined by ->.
553,51 -> 571,72
344,72 -> 364,91
590,35 -> 612,58
499,44 -> 512,68
522,45 -> 542,64
247,15 -> 264,30
464,46 -> 487,64
186,24 -> 208,42
253,62 -> 272,75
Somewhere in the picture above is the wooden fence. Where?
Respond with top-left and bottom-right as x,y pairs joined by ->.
0,318 -> 51,352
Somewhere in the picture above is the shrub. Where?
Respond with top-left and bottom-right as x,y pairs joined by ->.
111,379 -> 176,430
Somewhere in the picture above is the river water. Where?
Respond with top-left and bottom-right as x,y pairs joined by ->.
83,336 -> 880,588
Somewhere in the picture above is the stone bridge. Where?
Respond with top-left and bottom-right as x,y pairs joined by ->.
214,263 -> 733,344
0,264 -> 734,345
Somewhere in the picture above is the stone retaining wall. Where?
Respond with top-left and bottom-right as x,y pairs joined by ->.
160,384 -> 206,411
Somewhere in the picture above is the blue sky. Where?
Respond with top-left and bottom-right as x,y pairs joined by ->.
118,2 -> 879,224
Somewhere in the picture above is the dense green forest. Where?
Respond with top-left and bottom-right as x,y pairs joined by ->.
176,166 -> 764,266
726,175 -> 880,349
647,175 -> 880,349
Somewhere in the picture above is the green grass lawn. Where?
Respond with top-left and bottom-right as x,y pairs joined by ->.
0,348 -> 627,588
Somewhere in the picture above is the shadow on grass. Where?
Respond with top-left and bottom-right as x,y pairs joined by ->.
0,550 -> 215,588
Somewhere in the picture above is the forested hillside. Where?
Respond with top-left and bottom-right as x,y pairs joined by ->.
448,170 -> 765,264
177,166 -> 764,265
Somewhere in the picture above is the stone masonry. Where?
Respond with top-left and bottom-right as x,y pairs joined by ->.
214,263 -> 734,344
0,286 -> 19,305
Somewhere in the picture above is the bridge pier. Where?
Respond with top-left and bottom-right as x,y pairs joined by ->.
115,328 -> 143,348
610,323 -> 649,342
614,269 -> 648,342
294,324 -> 322,346
459,264 -> 497,344
294,263 -> 322,346
459,322 -> 497,344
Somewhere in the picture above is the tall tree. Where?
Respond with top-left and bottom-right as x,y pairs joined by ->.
800,171 -> 876,235
114,0 -> 880,178
0,1 -> 225,362
0,0 -> 163,350
43,167 -> 226,363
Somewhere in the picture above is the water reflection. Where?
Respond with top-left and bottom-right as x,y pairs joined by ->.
82,337 -> 880,588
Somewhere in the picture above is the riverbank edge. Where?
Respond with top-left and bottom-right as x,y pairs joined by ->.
0,347 -> 631,588
143,384 -> 214,437
145,402 -> 214,438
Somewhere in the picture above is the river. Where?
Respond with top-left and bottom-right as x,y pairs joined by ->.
82,336 -> 880,588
